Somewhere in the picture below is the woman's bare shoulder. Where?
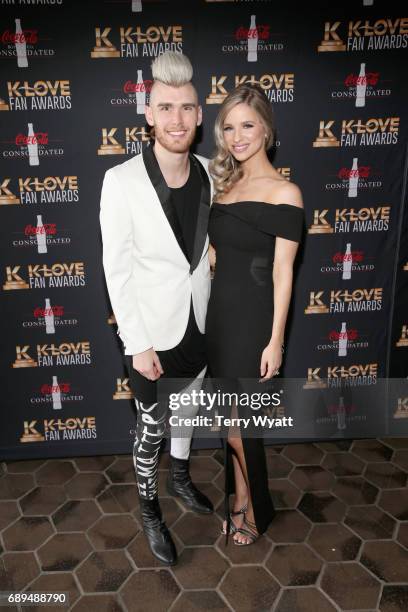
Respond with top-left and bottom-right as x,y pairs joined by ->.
261,178 -> 304,209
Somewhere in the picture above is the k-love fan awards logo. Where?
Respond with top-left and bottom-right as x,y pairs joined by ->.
0,175 -> 79,206
324,158 -> 382,195
0,0 -> 64,6
12,340 -> 92,368
206,73 -> 294,104
0,79 -> 72,111
22,299 -> 78,332
97,126 -> 151,156
320,244 -> 375,278
305,287 -> 383,314
90,23 -> 183,59
2,123 -> 64,165
1,18 -> 55,67
11,215 -> 71,252
396,325 -> 408,347
30,376 -> 83,408
313,117 -> 400,147
20,415 -> 97,443
109,73 -> 152,114
316,323 -> 369,355
331,63 -> 391,106
113,377 -> 134,400
3,261 -> 86,290
308,205 -> 390,234
394,397 -> 408,419
220,14 -> 284,59
303,363 -> 378,389
318,17 -> 408,52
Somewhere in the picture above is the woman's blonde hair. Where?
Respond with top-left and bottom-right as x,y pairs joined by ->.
209,83 -> 275,198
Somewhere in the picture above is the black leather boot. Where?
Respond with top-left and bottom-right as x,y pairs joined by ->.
139,497 -> 177,565
166,455 -> 214,514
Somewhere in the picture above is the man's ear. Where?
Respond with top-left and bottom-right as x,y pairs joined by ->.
145,104 -> 154,126
197,105 -> 203,127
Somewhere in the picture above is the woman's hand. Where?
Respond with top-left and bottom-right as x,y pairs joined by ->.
259,340 -> 283,382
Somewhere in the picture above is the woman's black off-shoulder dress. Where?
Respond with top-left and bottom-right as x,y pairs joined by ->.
205,201 -> 304,535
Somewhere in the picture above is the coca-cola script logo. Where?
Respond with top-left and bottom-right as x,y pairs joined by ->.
345,73 -> 380,87
328,329 -> 359,341
328,402 -> 356,415
24,223 -> 56,236
2,29 -> 38,44
41,382 -> 70,394
332,250 -> 364,264
235,25 -> 270,40
16,132 -> 48,146
123,79 -> 153,93
338,166 -> 371,179
34,305 -> 64,318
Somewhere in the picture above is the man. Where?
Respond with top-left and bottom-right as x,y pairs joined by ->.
100,52 -> 213,566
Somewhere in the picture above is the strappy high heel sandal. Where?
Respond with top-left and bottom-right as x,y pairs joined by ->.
221,504 -> 248,535
233,513 -> 260,545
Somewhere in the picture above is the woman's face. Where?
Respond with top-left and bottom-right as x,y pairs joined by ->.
222,102 -> 266,163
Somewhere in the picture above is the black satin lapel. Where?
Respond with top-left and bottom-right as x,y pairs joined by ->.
189,155 -> 211,273
142,145 -> 189,261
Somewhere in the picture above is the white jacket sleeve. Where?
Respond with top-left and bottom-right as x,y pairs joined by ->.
99,167 -> 152,355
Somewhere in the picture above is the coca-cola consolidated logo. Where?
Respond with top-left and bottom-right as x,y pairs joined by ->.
324,159 -> 382,194
110,74 -> 152,113
220,15 -> 284,59
330,64 -> 391,105
2,124 -> 64,163
11,215 -> 71,251
21,299 -> 78,332
1,19 -> 55,67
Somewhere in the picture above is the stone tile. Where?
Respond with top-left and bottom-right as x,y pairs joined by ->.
380,585 -> 408,612
0,501 -> 20,530
64,473 -> 109,499
105,458 -> 136,484
188,456 -> 221,481
71,595 -> 124,612
268,479 -> 301,509
172,546 -> 229,588
266,544 -> 322,586
20,486 -> 66,516
170,591 -> 229,611
392,450 -> 408,471
332,476 -> 378,505
282,443 -> 323,465
6,460 -> 46,473
213,469 -> 224,492
25,572 -> 80,611
289,466 -> 335,491
322,452 -> 365,476
73,455 -> 116,471
190,448 -> 217,456
266,452 -> 293,478
52,500 -> 101,531
0,552 -> 39,590
314,440 -> 352,452
308,524 -> 361,561
321,562 -> 381,609
213,448 -> 224,466
397,522 -> 408,549
88,515 -> 139,550
37,533 -> 92,571
378,489 -> 408,520
351,439 -> 393,462
120,570 -> 180,612
345,505 -> 396,540
36,460 -> 76,485
266,509 -> 312,543
97,484 -> 139,513
361,541 -> 408,582
364,462 -> 408,488
220,566 -> 280,610
75,550 -> 132,592
3,516 -> 53,551
298,492 -> 346,523
276,587 -> 338,611
0,474 -> 34,500
380,437 -> 408,449
172,511 -> 221,546
216,530 -> 272,564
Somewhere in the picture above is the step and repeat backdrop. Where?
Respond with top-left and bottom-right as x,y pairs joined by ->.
1,0 -> 407,459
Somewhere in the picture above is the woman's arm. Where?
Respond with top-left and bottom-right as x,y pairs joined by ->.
209,243 -> 216,278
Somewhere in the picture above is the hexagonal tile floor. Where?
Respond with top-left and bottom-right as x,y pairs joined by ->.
1,438 -> 408,611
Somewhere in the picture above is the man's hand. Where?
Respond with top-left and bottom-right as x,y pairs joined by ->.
132,348 -> 164,381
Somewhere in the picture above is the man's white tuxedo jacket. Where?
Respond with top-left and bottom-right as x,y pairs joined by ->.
99,145 -> 213,356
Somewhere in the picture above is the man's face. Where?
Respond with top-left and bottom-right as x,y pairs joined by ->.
145,81 -> 202,153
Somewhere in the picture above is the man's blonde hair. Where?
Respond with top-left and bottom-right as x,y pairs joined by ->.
151,51 -> 193,87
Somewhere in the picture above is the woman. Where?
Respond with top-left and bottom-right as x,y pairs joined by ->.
206,84 -> 304,545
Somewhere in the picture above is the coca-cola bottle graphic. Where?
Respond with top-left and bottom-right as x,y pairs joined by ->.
363,0 -> 374,6
342,243 -> 352,280
132,0 -> 142,11
36,214 -> 47,254
27,123 -> 39,166
338,322 -> 348,357
15,18 -> 28,68
348,157 -> 359,198
355,63 -> 367,107
247,15 -> 258,62
44,298 -> 55,334
136,69 -> 145,114
52,375 -> 62,410
337,396 -> 346,430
